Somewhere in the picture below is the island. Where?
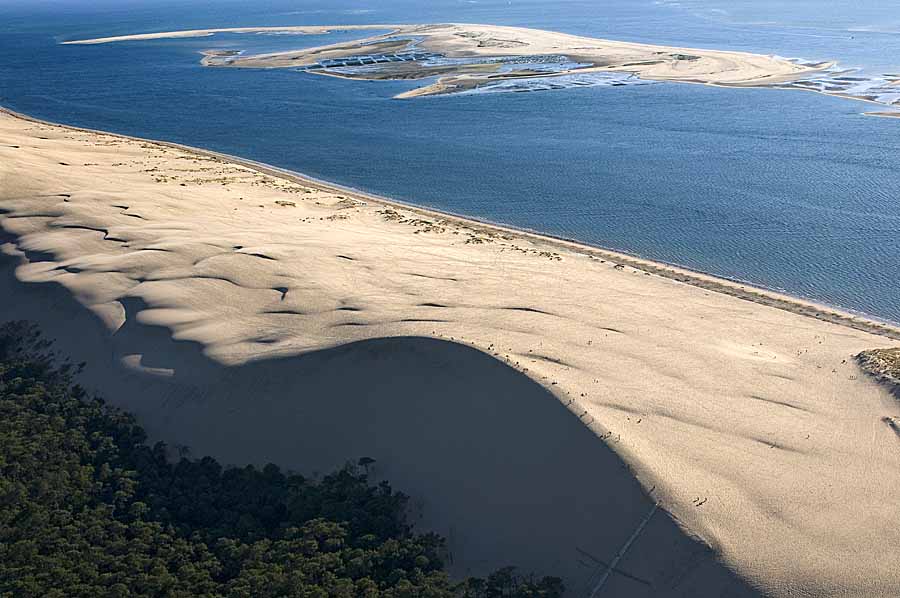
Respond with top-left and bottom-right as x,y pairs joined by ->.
64,23 -> 835,98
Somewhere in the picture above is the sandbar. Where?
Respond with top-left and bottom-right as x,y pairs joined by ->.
63,23 -> 832,98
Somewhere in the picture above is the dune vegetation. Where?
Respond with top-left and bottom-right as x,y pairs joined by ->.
857,347 -> 900,392
0,321 -> 563,598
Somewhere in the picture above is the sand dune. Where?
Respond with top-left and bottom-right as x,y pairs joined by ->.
0,270 -> 760,597
2,109 -> 900,596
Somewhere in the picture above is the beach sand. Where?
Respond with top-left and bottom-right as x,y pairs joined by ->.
1,108 -> 899,596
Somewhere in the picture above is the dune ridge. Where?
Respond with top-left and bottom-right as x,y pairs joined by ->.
2,108 -> 900,596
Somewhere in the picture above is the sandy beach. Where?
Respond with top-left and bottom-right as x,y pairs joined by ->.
1,108 -> 899,596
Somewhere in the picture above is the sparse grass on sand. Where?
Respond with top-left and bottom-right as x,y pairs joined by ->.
858,347 -> 900,392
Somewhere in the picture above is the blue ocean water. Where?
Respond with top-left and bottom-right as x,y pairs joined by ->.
1,0 -> 898,323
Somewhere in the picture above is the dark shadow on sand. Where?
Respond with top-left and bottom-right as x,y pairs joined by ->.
0,242 -> 763,597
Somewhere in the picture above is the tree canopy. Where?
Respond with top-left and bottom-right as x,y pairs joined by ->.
0,321 -> 563,598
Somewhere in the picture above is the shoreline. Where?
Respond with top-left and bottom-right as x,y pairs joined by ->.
3,105 -> 898,341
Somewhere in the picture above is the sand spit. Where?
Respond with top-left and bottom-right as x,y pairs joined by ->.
865,110 -> 900,119
1,108 -> 900,596
63,23 -> 830,98
60,25 -> 401,45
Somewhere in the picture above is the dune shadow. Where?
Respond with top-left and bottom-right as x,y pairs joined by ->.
0,245 -> 762,597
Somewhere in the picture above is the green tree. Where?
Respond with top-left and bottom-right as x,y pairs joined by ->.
0,321 -> 563,598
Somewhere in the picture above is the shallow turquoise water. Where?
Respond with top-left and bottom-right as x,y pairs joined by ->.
1,0 -> 898,323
